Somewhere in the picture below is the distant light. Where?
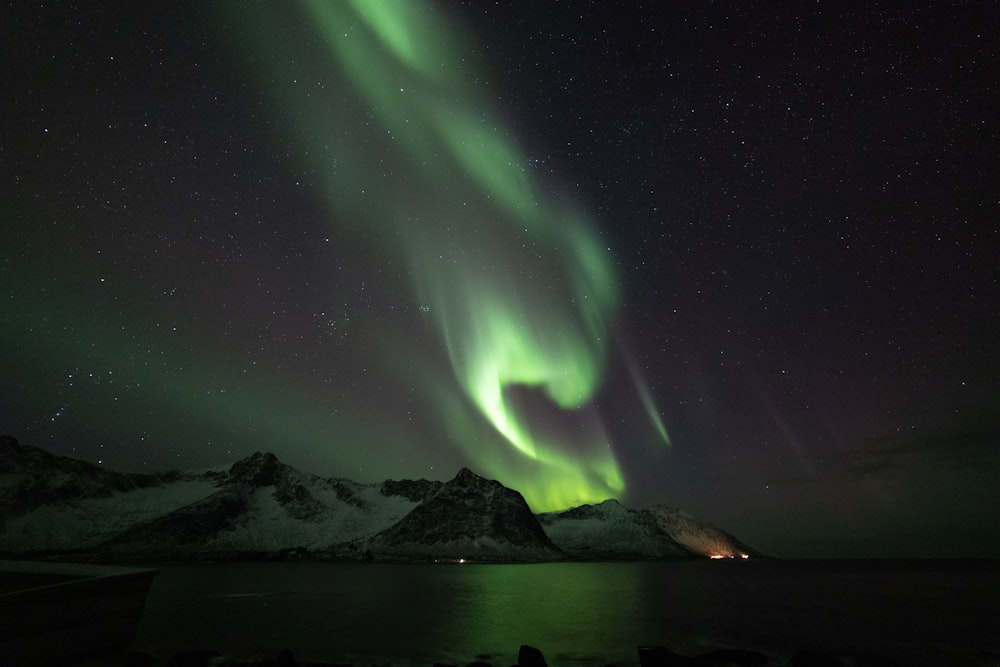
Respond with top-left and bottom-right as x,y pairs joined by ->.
458,558 -> 465,564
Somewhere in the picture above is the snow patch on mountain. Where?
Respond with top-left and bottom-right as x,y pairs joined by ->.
209,479 -> 420,552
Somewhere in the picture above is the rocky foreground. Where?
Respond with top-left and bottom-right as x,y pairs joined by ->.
124,642 -> 1000,667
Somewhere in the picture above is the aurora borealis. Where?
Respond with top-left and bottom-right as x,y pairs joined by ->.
228,0 -> 644,508
3,2 -> 998,557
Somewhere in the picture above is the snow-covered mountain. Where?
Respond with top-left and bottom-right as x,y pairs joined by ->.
644,505 -> 760,559
1,438 -> 418,557
537,499 -> 692,559
0,436 -> 759,561
101,451 -> 421,556
538,500 -> 762,560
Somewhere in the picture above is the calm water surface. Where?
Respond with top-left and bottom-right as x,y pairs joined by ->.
133,560 -> 1000,665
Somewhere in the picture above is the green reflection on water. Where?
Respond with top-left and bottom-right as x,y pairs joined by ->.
434,562 -> 651,665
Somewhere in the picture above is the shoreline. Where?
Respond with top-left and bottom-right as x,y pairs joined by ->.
124,642 -> 1000,667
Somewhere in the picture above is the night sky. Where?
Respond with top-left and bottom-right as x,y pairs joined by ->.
3,1 -> 998,558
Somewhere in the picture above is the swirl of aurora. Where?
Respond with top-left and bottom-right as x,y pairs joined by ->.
223,0 -> 669,510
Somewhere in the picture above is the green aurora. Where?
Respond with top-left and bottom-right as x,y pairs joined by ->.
4,0 -> 670,512
218,0 -> 673,509
6,0 -> 999,560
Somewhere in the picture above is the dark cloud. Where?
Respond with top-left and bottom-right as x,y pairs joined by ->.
845,424 -> 1000,478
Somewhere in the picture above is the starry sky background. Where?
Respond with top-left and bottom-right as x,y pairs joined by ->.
3,1 -> 998,558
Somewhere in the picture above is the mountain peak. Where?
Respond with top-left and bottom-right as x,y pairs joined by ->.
362,467 -> 560,560
452,467 -> 491,486
0,434 -> 25,471
228,451 -> 284,486
0,434 -> 59,473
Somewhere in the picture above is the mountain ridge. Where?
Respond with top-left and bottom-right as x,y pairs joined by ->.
0,436 -> 760,561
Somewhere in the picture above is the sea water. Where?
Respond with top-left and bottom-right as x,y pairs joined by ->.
133,559 -> 1000,665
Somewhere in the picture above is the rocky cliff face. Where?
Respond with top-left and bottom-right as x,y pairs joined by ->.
380,478 -> 443,503
354,468 -> 563,561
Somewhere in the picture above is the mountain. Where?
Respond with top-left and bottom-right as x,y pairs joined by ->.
102,452 -> 430,554
536,499 -> 692,559
644,505 -> 761,559
0,435 -> 223,551
346,468 -> 563,561
0,436 -> 758,561
0,434 -> 191,515
537,500 -> 761,560
1,439 -> 419,557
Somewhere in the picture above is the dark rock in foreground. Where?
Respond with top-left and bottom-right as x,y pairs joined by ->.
133,643 -> 971,667
518,644 -> 547,667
